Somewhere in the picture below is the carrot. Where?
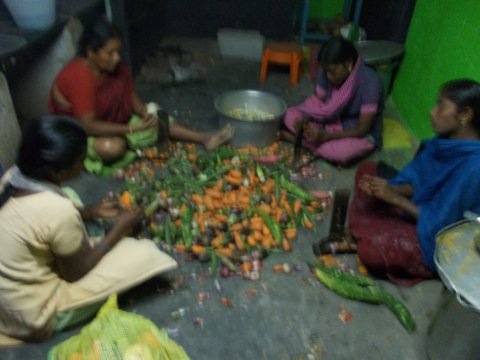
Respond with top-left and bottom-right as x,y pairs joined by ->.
213,199 -> 223,210
261,235 -> 273,250
216,247 -> 233,257
215,213 -> 228,223
185,143 -> 196,152
119,191 -> 133,208
229,169 -> 243,179
272,264 -> 284,272
293,199 -> 302,214
205,188 -> 223,199
233,231 -> 246,250
358,265 -> 369,276
230,222 -> 243,232
258,203 -> 271,215
282,200 -> 293,215
238,195 -> 250,207
261,224 -> 271,236
187,153 -> 197,161
225,175 -> 243,186
240,261 -> 253,273
303,218 -> 314,230
175,243 -> 186,253
269,141 -> 280,154
247,235 -> 257,247
282,237 -> 292,252
248,169 -> 257,186
215,178 -> 224,191
284,227 -> 298,240
191,193 -> 203,205
211,233 -> 225,248
253,230 -> 263,242
191,244 -> 206,256
143,148 -> 156,159
251,220 -> 264,232
204,195 -> 215,210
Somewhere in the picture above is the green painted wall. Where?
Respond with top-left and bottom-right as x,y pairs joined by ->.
391,1 -> 480,140
308,0 -> 344,19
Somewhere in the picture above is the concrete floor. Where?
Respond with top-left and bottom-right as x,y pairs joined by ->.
0,38 -> 450,360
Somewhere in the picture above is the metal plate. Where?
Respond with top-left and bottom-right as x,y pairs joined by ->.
435,220 -> 480,311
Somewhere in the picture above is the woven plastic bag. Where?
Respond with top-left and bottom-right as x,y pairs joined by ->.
48,295 -> 189,360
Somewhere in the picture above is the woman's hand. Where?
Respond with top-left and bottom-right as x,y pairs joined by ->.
115,205 -> 143,233
359,174 -> 399,205
92,200 -> 120,219
304,123 -> 329,145
81,200 -> 120,221
131,116 -> 157,132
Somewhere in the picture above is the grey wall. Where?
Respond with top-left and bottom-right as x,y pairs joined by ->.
122,0 -> 297,74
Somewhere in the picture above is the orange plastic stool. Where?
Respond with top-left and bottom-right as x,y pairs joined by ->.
260,42 -> 303,86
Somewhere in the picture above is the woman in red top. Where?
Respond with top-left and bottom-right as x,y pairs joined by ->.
49,18 -> 233,165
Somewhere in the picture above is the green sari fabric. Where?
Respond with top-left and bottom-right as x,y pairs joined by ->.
84,115 -> 158,176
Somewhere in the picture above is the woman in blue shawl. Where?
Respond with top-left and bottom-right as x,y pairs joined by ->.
348,79 -> 480,286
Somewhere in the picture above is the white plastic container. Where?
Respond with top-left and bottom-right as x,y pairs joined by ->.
3,0 -> 56,31
217,28 -> 265,61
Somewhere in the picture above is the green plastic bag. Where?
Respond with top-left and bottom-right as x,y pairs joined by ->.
48,295 -> 190,360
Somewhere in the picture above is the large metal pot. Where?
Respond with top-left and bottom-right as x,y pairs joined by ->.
214,89 -> 287,148
426,220 -> 480,359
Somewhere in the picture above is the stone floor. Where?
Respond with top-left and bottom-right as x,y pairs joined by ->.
0,38 -> 456,360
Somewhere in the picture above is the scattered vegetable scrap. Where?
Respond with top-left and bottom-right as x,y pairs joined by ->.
338,304 -> 353,324
244,289 -> 258,298
116,143 -> 330,279
171,308 -> 186,320
192,317 -> 204,328
220,297 -> 234,308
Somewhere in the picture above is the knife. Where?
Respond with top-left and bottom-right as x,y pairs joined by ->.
293,117 -> 307,165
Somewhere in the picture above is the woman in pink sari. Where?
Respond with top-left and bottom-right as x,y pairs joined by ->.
281,36 -> 384,165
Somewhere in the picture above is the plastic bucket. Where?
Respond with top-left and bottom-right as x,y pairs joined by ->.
4,0 -> 56,31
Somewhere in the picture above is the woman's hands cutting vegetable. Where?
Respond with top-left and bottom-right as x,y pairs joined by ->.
359,174 -> 419,219
304,123 -> 330,145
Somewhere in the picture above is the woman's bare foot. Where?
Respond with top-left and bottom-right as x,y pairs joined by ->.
204,123 -> 235,150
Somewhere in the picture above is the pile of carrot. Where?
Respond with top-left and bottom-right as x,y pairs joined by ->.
118,142 -> 328,277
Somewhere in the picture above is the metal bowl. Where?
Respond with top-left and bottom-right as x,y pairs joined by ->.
214,89 -> 287,148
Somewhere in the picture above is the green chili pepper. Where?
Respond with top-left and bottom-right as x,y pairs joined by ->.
255,208 -> 282,244
256,165 -> 266,183
279,176 -> 315,201
144,198 -> 160,217
164,216 -> 172,248
274,173 -> 280,203
209,250 -> 219,276
180,208 -> 193,250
